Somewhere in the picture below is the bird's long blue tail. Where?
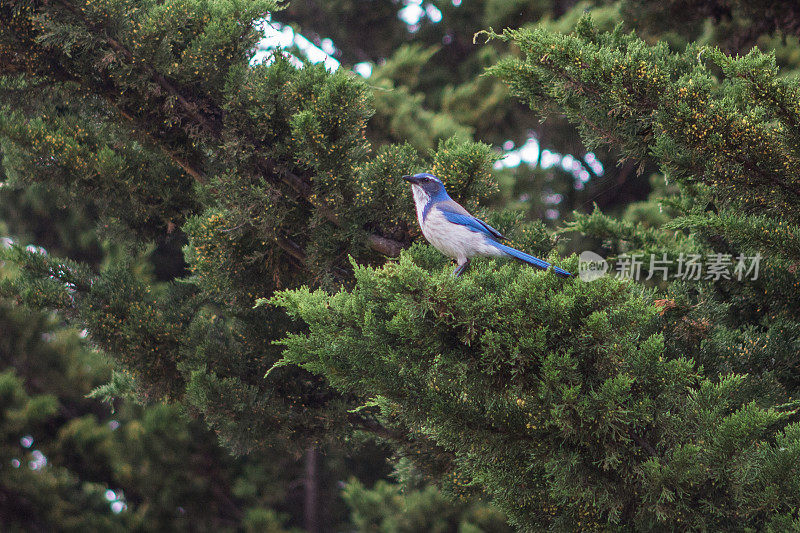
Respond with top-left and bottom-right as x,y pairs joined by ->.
493,242 -> 572,277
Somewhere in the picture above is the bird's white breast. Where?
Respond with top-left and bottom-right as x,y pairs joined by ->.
411,184 -> 502,262
420,207 -> 504,262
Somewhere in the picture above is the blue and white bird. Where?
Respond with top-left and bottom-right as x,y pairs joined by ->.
403,172 -> 571,277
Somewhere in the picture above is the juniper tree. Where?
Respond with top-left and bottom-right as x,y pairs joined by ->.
271,15 -> 800,533
0,0 -> 541,527
0,182 -> 326,531
275,0 -> 635,220
274,0 -> 571,146
0,0 -> 504,526
0,290 -> 318,532
4,1 -> 800,532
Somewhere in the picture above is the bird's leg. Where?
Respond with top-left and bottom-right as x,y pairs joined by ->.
452,259 -> 470,277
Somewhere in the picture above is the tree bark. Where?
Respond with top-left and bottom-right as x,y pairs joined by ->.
304,446 -> 319,533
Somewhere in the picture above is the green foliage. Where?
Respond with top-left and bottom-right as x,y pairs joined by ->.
487,18 -> 800,222
611,0 -> 800,54
367,44 -> 474,152
0,367 -> 122,531
270,247 -> 800,529
0,97 -> 199,239
5,0 -> 800,530
343,479 -> 512,533
0,297 -> 311,532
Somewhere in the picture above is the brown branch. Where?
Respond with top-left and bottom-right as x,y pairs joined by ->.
367,234 -> 403,257
276,237 -> 307,264
54,0 -> 212,184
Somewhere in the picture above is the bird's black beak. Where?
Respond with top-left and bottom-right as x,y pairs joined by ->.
402,175 -> 419,184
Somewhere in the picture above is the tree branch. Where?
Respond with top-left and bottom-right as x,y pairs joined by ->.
367,234 -> 403,257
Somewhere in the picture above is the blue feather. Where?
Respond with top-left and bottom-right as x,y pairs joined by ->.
492,242 -> 572,277
438,207 -> 505,240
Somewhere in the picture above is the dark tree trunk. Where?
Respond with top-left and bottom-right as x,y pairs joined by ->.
304,446 -> 319,533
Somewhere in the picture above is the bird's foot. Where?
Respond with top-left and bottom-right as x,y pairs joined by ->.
452,260 -> 470,277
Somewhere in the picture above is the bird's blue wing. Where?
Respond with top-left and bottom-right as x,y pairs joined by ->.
437,201 -> 505,240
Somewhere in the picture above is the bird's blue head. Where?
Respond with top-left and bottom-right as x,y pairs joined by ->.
402,172 -> 447,198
